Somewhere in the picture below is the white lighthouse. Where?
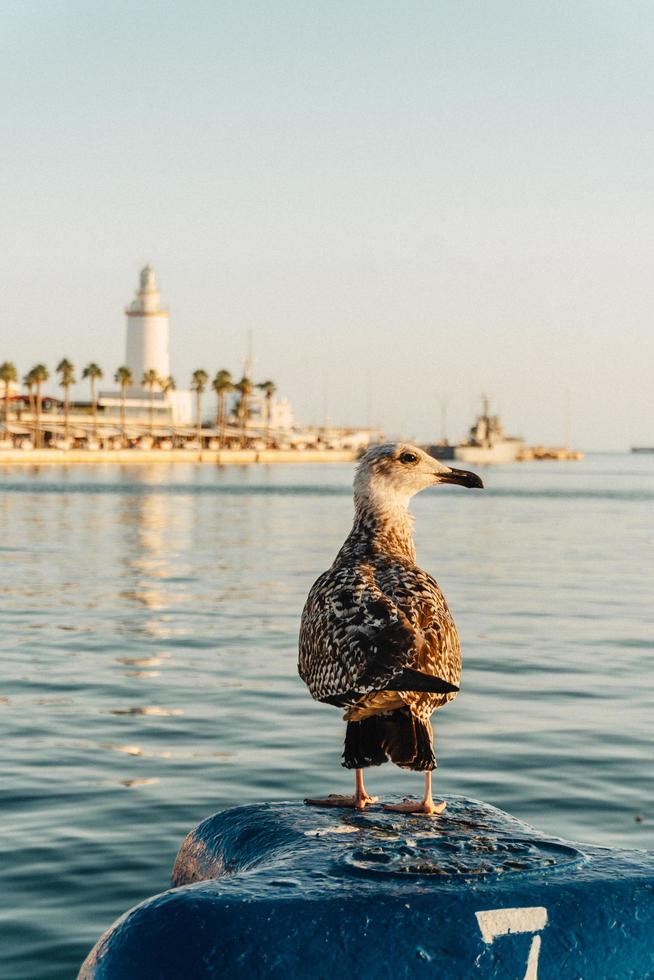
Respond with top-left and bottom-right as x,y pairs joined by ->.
125,265 -> 170,387
100,265 -> 192,427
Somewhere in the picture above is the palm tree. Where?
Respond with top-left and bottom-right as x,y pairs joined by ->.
82,363 -> 103,441
23,370 -> 36,437
159,377 -> 176,446
191,369 -> 208,442
0,361 -> 17,437
212,370 -> 233,448
114,366 -> 133,446
56,358 -> 75,441
28,363 -> 49,448
142,369 -> 161,438
234,375 -> 253,448
257,380 -> 276,447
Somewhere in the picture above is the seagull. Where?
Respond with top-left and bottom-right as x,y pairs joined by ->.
298,443 -> 483,814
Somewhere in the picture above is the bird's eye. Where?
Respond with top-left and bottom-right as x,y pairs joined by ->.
399,452 -> 418,464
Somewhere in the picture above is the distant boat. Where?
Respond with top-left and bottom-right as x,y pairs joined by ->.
428,397 -> 523,465
631,446 -> 654,454
426,440 -> 456,461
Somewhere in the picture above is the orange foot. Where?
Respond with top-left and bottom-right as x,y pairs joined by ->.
305,793 -> 378,811
383,797 -> 446,816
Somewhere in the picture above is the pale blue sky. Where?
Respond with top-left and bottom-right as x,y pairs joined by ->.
2,1 -> 653,448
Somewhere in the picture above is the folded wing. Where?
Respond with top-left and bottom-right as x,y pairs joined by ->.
298,571 -> 456,703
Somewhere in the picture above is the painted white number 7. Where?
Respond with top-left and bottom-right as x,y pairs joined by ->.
475,906 -> 548,980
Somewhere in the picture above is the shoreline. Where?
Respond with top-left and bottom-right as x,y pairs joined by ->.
0,448 -> 359,466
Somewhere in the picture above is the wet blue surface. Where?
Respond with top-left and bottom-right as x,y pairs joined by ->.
0,454 -> 652,977
81,798 -> 654,979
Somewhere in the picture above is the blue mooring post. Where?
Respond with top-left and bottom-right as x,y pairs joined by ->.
79,796 -> 654,979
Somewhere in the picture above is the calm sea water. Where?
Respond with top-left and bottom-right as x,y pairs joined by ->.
1,455 -> 652,978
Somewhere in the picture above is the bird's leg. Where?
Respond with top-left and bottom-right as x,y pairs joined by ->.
383,771 -> 446,815
354,767 -> 377,808
305,768 -> 379,810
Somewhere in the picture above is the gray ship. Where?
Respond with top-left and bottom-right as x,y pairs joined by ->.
428,397 -> 524,465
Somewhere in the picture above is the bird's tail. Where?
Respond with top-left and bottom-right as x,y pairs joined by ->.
342,708 -> 436,772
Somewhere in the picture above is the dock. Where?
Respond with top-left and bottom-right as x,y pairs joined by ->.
0,447 -> 359,466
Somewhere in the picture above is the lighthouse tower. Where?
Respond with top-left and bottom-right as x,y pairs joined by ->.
125,265 -> 170,388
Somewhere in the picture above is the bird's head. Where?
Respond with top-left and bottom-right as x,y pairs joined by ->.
354,442 -> 483,513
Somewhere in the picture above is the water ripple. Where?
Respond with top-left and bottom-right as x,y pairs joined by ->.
0,454 -> 652,979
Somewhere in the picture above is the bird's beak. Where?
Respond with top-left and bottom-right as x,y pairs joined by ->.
436,467 -> 484,489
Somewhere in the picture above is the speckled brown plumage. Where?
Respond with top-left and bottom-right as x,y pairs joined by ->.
298,443 -> 481,780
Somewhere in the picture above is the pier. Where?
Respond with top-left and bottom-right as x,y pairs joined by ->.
0,447 -> 359,465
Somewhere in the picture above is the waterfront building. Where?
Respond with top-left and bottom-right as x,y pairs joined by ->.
269,397 -> 294,431
244,393 -> 295,432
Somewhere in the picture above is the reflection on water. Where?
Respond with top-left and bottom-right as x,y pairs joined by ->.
119,491 -> 193,614
109,707 -> 185,717
119,777 -> 161,788
0,457 -> 653,979
116,655 -> 169,666
103,743 -> 148,756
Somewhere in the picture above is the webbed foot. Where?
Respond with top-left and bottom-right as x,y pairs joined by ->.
383,797 -> 446,816
305,792 -> 378,811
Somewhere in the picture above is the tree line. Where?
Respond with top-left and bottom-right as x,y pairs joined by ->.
0,360 -> 277,449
